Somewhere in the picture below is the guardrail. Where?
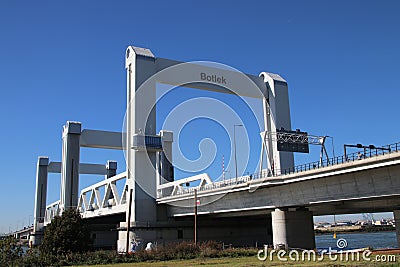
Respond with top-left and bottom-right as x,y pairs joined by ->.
168,175 -> 251,197
268,141 -> 399,177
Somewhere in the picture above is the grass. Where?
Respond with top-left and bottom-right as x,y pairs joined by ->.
74,254 -> 400,267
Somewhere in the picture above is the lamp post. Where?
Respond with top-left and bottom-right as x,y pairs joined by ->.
28,215 -> 33,227
194,188 -> 198,246
223,170 -> 231,182
234,124 -> 243,183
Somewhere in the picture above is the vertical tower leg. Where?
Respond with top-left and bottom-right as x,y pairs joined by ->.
118,46 -> 158,253
60,121 -> 81,211
106,160 -> 117,178
260,73 -> 294,172
29,157 -> 49,247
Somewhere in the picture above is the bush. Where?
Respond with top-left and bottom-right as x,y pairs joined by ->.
7,238 -> 256,266
199,240 -> 223,257
40,208 -> 92,256
128,241 -> 200,262
0,236 -> 23,266
22,248 -> 59,267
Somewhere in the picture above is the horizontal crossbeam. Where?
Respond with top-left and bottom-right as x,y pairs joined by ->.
80,129 -> 123,150
47,162 -> 108,175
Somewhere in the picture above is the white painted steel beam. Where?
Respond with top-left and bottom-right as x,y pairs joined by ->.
80,129 -> 123,150
48,161 -> 117,175
77,171 -> 128,218
47,162 -> 61,173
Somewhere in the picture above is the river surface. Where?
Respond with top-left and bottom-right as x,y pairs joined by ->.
316,231 -> 397,250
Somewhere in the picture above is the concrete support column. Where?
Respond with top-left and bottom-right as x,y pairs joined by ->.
29,156 -> 49,246
394,210 -> 400,248
106,160 -> 117,178
60,121 -> 81,211
271,208 -> 315,250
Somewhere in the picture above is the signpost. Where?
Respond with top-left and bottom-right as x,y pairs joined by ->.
194,189 -> 198,246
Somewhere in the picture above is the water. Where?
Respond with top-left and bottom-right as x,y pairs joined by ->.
316,231 -> 397,250
21,245 -> 29,253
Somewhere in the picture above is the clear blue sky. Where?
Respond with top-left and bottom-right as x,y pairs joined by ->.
1,1 -> 399,232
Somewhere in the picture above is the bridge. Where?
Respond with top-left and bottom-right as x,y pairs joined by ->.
28,45 -> 400,252
5,226 -> 34,242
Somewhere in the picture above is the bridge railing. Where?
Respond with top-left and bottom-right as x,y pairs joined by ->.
163,175 -> 252,197
257,141 -> 400,178
202,175 -> 251,190
164,175 -> 253,197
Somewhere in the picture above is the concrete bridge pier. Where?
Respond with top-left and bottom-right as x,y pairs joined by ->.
29,156 -> 49,247
394,210 -> 400,248
271,208 -> 315,250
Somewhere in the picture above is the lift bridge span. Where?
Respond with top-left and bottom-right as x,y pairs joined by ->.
29,45 -> 400,252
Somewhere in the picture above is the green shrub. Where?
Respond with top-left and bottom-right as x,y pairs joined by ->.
0,236 -> 23,266
40,209 -> 92,256
7,238 -> 257,266
199,240 -> 223,257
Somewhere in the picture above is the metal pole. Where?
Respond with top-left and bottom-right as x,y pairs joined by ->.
194,188 -> 197,246
223,171 -> 230,183
319,137 -> 326,166
234,127 -> 237,183
125,188 -> 133,254
326,135 -> 335,163
234,125 -> 243,183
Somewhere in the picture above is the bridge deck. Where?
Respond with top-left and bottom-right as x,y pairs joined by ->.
159,149 -> 400,218
158,142 -> 400,203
